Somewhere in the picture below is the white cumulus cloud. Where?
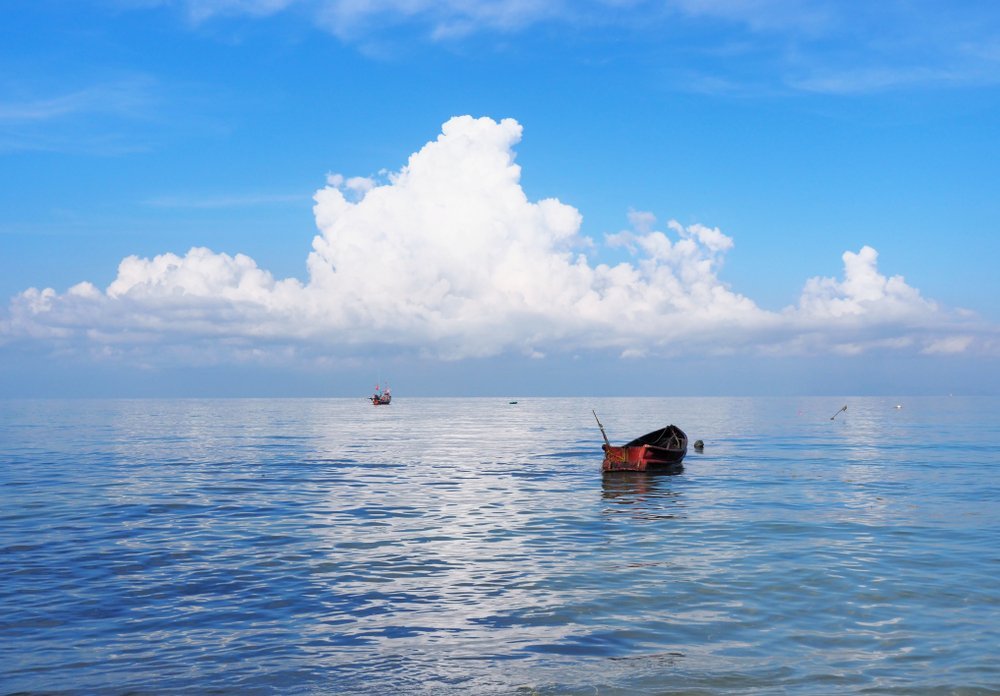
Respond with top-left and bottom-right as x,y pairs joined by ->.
1,115 -> 990,366
794,246 -> 936,321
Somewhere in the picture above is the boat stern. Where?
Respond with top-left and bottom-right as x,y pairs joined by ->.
602,444 -> 684,473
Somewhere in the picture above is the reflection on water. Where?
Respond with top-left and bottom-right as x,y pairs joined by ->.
1,397 -> 998,694
601,472 -> 686,521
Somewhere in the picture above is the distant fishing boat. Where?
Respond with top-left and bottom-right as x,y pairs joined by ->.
370,384 -> 391,406
593,410 -> 687,473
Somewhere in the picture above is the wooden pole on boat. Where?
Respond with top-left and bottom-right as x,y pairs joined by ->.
593,410 -> 611,448
830,404 -> 847,420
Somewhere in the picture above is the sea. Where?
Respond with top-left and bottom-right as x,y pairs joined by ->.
1,396 -> 998,695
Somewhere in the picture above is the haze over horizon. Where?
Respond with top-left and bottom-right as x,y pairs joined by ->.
2,1 -> 998,397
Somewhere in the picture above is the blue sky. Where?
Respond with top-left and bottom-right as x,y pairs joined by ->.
1,0 -> 999,397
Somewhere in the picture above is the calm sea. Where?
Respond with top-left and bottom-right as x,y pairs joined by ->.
1,397 -> 998,695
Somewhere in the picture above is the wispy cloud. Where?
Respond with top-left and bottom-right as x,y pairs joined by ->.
175,0 -> 565,35
0,77 -> 160,154
144,192 -> 311,209
665,0 -> 838,35
0,78 -> 157,123
146,1 -> 1000,95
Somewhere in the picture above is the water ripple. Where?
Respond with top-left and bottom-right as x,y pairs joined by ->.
1,397 -> 998,694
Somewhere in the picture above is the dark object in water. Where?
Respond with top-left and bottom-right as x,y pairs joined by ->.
830,404 -> 847,420
509,401 -> 518,404
693,439 -> 704,451
593,411 -> 687,473
371,384 -> 391,405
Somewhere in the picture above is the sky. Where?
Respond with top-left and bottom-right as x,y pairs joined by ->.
1,0 -> 999,397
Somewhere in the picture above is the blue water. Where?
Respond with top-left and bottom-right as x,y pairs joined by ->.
1,397 -> 998,694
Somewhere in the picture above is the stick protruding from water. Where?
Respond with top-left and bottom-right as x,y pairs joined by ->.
830,404 -> 848,420
593,410 -> 611,448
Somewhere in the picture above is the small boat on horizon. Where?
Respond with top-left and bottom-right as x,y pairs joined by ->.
593,410 -> 687,473
370,384 -> 391,406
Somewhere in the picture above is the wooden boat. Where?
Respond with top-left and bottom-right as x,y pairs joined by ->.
370,384 -> 391,405
593,411 -> 687,473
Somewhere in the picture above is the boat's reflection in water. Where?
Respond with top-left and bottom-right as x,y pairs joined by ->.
600,471 -> 686,521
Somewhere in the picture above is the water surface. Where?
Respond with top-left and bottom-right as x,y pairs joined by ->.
1,397 -> 998,694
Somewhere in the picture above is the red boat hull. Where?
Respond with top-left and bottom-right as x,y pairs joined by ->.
602,444 -> 684,473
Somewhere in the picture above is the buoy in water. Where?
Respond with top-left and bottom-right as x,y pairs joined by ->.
693,440 -> 704,451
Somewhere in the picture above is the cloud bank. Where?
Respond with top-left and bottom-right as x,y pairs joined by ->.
1,115 -> 989,366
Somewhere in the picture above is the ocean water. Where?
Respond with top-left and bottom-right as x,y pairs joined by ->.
1,396 -> 998,695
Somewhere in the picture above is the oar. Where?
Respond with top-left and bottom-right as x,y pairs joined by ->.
593,410 -> 611,448
830,404 -> 848,420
